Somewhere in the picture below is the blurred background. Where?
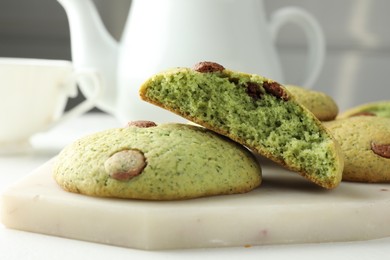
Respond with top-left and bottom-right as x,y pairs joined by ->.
1,0 -> 389,112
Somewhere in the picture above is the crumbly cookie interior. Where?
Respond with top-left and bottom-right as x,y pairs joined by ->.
141,69 -> 339,187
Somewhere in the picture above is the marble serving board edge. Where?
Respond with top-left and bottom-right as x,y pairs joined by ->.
1,157 -> 390,250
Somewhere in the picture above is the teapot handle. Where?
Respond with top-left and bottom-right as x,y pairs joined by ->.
269,7 -> 325,88
43,68 -> 101,131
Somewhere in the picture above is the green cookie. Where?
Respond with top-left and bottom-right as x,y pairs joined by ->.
325,116 -> 390,183
53,122 -> 262,200
338,100 -> 390,119
140,61 -> 343,189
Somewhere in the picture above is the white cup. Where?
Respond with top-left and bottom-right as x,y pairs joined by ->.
0,58 -> 100,154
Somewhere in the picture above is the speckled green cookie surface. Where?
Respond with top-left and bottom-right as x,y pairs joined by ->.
338,100 -> 390,119
285,85 -> 338,121
324,116 -> 390,182
139,62 -> 344,189
53,123 -> 262,200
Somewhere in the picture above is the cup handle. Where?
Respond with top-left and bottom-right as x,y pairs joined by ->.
268,7 -> 325,88
45,68 -> 101,130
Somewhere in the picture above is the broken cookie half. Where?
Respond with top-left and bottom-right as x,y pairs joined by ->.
139,61 -> 344,189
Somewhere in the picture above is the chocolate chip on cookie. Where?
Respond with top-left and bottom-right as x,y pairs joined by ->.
245,82 -> 263,100
351,112 -> 376,117
371,142 -> 390,159
105,149 -> 146,181
263,82 -> 289,101
127,120 -> 157,128
193,61 -> 225,73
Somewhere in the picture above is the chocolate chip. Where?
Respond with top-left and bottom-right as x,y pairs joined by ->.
228,77 -> 240,84
262,82 -> 289,101
193,61 -> 225,73
245,82 -> 263,100
351,112 -> 376,117
105,149 -> 147,181
371,142 -> 390,159
127,120 -> 157,128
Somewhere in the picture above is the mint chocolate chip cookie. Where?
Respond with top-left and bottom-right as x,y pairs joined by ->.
324,116 -> 390,183
139,61 -> 344,189
338,100 -> 390,119
53,121 -> 261,200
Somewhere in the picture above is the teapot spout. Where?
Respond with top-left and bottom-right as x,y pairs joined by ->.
57,0 -> 118,113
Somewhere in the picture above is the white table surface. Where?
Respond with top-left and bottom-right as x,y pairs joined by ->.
1,112 -> 389,260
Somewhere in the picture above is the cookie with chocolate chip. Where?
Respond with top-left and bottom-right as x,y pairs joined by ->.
53,122 -> 261,200
324,116 -> 390,182
285,85 -> 338,121
338,100 -> 390,119
139,61 -> 344,189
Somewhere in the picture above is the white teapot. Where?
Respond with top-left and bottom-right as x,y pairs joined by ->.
57,0 -> 325,123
